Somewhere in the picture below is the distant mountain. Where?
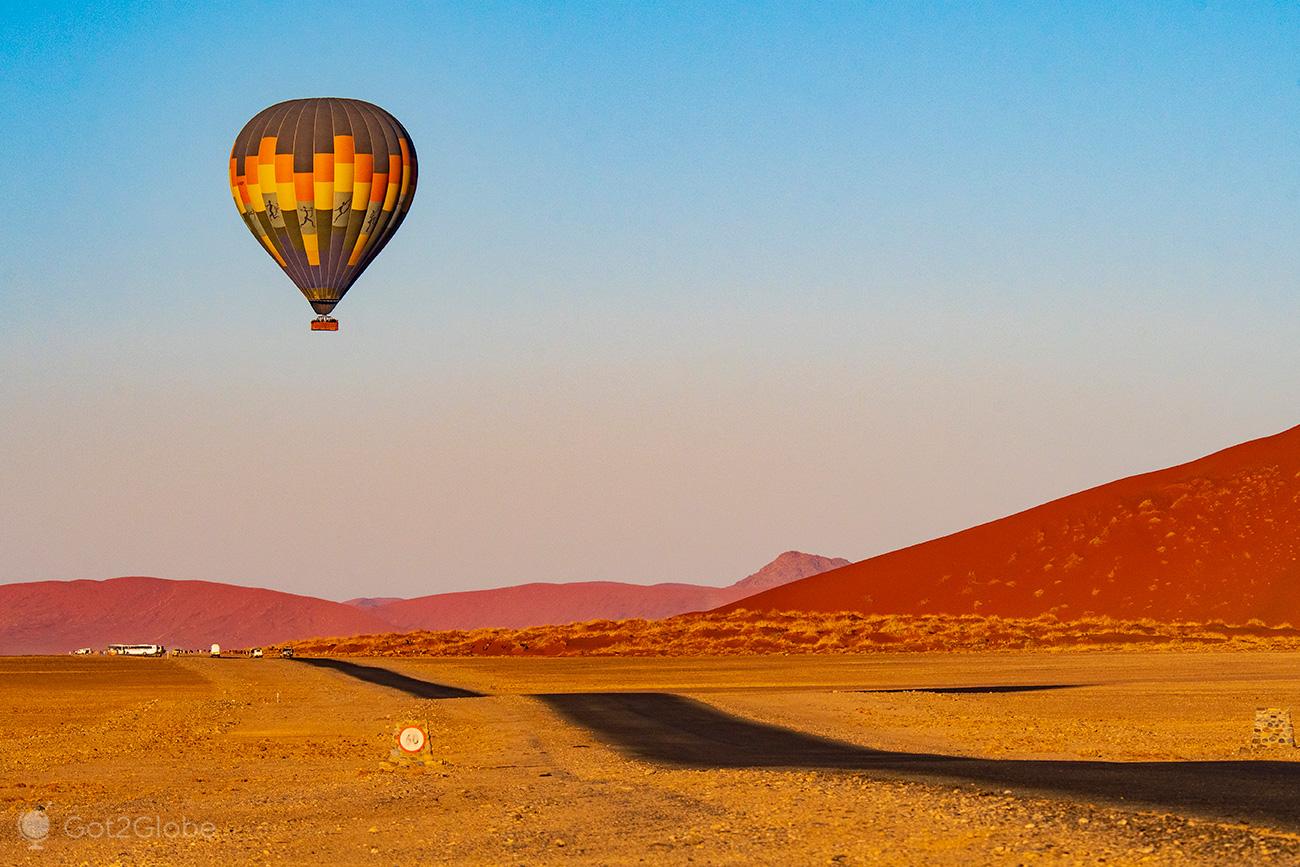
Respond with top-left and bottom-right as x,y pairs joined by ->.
352,551 -> 851,631
729,551 -> 851,595
0,577 -> 393,655
344,597 -> 404,609
716,425 -> 1300,625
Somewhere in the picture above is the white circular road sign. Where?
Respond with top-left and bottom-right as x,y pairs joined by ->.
398,725 -> 427,754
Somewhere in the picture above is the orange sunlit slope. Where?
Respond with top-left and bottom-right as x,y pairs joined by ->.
718,425 -> 1300,624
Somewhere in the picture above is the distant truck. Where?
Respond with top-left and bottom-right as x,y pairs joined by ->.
107,644 -> 165,657
210,644 -> 221,657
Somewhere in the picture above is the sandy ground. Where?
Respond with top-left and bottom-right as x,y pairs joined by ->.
6,652 -> 1300,865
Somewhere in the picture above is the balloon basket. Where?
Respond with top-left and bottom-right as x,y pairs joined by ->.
311,317 -> 338,332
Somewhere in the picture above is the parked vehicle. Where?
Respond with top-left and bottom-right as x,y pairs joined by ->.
250,648 -> 263,658
72,647 -> 93,655
210,643 -> 221,657
280,647 -> 295,658
107,644 -> 165,657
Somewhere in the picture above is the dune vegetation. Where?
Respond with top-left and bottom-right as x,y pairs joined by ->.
284,610 -> 1300,657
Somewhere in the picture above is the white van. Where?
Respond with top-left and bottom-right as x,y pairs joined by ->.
210,644 -> 221,657
250,648 -> 263,658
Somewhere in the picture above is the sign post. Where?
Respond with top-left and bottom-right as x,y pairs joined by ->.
385,721 -> 436,768
398,725 -> 426,754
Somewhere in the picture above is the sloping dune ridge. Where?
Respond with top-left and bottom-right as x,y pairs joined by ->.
717,424 -> 1300,625
351,551 -> 850,630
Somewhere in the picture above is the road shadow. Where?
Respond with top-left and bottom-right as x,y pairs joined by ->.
536,691 -> 1300,829
861,684 -> 1085,695
293,658 -> 482,699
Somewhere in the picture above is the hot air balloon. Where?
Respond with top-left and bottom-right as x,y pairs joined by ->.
228,98 -> 418,331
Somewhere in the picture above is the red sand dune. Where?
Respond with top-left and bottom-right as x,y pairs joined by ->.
355,551 -> 850,631
718,425 -> 1300,625
0,553 -> 846,655
0,577 -> 393,655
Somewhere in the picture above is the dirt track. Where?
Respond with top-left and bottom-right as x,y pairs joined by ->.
6,652 -> 1300,864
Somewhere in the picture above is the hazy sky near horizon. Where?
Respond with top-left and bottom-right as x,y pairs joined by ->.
2,2 -> 1298,600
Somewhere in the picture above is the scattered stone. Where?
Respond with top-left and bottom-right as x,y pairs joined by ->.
1251,708 -> 1295,748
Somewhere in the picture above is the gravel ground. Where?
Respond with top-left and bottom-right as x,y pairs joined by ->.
5,652 -> 1300,864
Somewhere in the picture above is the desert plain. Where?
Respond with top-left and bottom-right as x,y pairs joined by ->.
6,651 -> 1300,865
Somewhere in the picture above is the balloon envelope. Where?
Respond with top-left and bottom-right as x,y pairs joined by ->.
228,98 -> 418,318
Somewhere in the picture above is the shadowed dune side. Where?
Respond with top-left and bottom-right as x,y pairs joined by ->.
536,692 -> 1300,829
291,657 -> 483,699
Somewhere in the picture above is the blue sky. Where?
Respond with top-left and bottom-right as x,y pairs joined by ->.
2,2 -> 1298,598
